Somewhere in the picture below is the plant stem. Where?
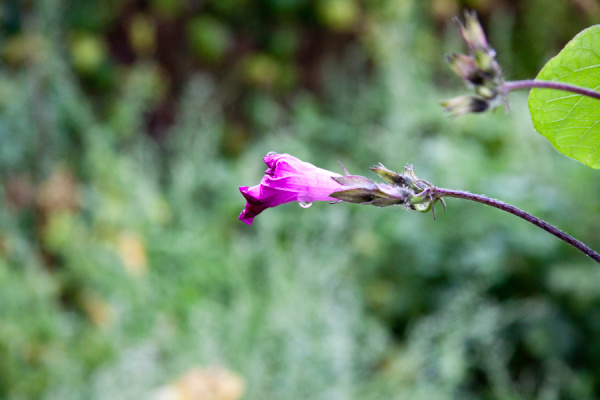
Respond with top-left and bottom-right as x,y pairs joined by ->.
431,187 -> 600,264
503,79 -> 600,100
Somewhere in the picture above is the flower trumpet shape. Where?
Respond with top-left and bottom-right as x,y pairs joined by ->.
238,152 -> 345,225
238,152 -> 411,225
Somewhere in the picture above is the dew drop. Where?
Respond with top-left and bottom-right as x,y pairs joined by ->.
266,151 -> 277,157
298,201 -> 313,209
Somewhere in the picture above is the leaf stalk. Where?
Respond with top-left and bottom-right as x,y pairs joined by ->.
503,79 -> 600,100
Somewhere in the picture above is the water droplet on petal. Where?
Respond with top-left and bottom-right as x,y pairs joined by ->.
266,151 -> 277,157
298,201 -> 313,209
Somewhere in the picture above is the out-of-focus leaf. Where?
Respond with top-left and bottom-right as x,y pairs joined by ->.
528,25 -> 600,168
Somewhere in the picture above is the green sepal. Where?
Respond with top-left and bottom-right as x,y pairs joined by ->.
330,188 -> 376,204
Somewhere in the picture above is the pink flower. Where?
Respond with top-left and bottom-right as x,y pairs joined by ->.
238,152 -> 344,225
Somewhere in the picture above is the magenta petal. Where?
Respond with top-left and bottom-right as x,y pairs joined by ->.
238,153 -> 344,224
238,186 -> 263,225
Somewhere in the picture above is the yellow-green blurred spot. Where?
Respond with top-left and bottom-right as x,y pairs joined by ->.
43,211 -> 76,252
70,34 -> 108,75
187,16 -> 231,64
241,54 -> 280,88
117,232 -> 148,277
81,290 -> 114,328
317,0 -> 360,32
129,14 -> 156,57
1,34 -> 45,65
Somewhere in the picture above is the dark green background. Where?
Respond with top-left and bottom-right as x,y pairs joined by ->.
1,0 -> 599,398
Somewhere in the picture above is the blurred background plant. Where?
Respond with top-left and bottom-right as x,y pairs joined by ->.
1,0 -> 600,399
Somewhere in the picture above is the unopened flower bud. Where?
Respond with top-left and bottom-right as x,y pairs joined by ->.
331,175 -> 377,190
458,10 -> 488,51
444,10 -> 505,116
330,185 -> 411,207
475,85 -> 497,99
474,50 -> 496,75
446,53 -> 484,87
370,163 -> 407,186
329,188 -> 378,204
441,95 -> 489,117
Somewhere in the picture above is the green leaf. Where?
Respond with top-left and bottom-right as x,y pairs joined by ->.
528,25 -> 600,168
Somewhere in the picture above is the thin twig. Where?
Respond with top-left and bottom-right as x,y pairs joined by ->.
503,79 -> 600,100
431,187 -> 600,264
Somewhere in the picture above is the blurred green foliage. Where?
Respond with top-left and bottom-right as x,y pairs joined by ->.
1,0 -> 600,399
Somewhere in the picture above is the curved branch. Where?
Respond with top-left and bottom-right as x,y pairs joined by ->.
431,187 -> 600,264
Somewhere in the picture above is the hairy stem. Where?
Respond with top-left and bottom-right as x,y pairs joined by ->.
431,187 -> 600,264
503,79 -> 600,100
